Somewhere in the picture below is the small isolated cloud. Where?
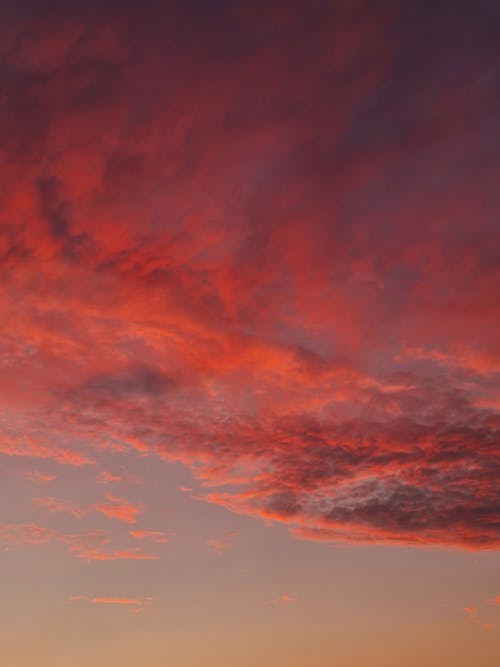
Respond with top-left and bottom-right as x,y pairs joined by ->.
206,530 -> 237,554
270,594 -> 296,607
72,547 -> 158,562
23,470 -> 56,484
91,596 -> 153,607
130,529 -> 168,544
462,605 -> 496,631
97,471 -> 122,484
94,495 -> 143,524
69,595 -> 153,611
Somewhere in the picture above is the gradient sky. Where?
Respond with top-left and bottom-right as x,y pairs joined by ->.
1,1 -> 499,665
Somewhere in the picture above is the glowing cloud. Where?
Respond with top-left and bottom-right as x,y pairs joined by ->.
0,0 -> 498,552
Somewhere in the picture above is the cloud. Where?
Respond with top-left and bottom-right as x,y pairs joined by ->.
97,471 -> 122,484
464,606 -> 477,619
90,596 -> 153,606
23,470 -> 56,484
0,522 -> 157,561
0,0 -> 499,550
130,530 -> 168,544
0,523 -> 55,546
69,595 -> 153,610
34,494 -> 144,525
34,496 -> 87,518
206,530 -> 237,554
270,594 -> 296,607
71,548 -> 158,562
94,495 -> 144,524
463,604 -> 496,632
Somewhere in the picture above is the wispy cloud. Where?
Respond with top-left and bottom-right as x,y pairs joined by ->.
34,494 -> 144,524
0,522 -> 158,561
23,470 -> 56,484
130,530 -> 168,544
206,530 -> 237,554
269,594 -> 296,607
97,471 -> 122,484
69,595 -> 153,611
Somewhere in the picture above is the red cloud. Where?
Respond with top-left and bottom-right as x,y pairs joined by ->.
0,1 -> 499,551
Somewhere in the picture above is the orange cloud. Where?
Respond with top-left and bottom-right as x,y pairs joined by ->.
0,522 -> 157,561
34,494 -> 145,525
270,594 -> 296,607
91,596 -> 153,607
130,530 -> 168,544
94,495 -> 143,524
0,523 -> 55,546
34,496 -> 87,518
69,595 -> 153,610
71,548 -> 158,562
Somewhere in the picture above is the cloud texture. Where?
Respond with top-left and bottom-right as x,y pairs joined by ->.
1,0 -> 499,549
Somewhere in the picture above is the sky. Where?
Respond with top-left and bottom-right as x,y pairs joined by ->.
0,1 -> 499,665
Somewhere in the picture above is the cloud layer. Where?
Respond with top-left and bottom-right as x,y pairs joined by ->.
1,1 -> 499,549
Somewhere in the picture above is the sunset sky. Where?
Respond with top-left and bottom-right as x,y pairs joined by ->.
1,1 -> 499,665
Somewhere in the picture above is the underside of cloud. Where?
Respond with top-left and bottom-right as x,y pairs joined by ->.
0,0 -> 499,550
